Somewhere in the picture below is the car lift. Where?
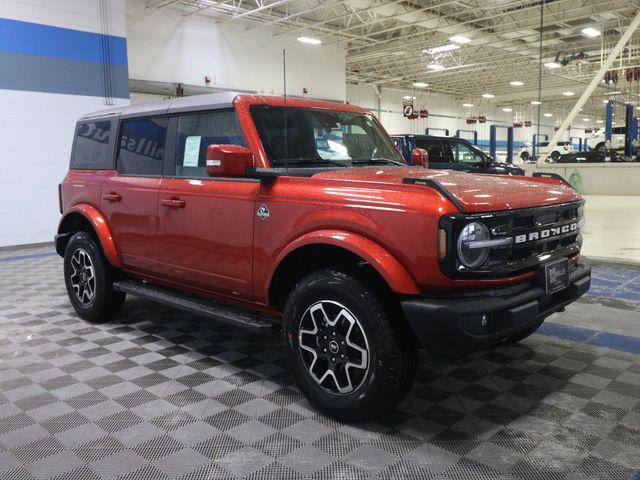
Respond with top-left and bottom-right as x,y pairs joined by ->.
489,125 -> 514,163
425,127 -> 450,136
605,100 -> 614,151
532,133 -> 548,159
455,129 -> 478,145
569,136 -> 583,151
538,8 -> 640,166
625,102 -> 638,157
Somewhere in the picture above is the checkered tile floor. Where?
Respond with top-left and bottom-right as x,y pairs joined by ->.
1,251 -> 639,479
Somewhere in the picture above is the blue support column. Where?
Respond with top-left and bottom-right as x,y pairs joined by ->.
605,100 -> 614,146
570,136 -> 582,151
506,126 -> 513,164
489,125 -> 497,159
625,103 -> 637,157
532,134 -> 548,159
490,125 -> 514,162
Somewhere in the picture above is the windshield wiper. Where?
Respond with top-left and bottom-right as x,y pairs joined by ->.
351,158 -> 406,166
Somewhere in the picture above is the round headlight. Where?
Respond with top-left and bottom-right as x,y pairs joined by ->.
457,222 -> 490,269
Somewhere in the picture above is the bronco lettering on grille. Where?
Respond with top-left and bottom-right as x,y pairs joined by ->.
513,222 -> 579,244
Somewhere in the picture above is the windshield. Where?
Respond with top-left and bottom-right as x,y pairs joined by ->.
250,105 -> 405,167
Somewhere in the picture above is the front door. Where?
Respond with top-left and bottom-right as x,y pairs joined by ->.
157,110 -> 258,298
101,116 -> 168,273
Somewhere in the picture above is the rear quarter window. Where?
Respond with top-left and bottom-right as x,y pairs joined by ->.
71,120 -> 114,169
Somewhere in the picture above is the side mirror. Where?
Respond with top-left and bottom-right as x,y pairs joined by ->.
206,144 -> 254,177
411,148 -> 429,167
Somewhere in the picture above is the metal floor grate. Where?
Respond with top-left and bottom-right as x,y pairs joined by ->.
0,252 -> 638,479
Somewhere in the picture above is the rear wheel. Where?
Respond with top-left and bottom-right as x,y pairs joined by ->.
520,151 -> 531,162
282,269 -> 417,421
63,231 -> 125,322
550,150 -> 561,162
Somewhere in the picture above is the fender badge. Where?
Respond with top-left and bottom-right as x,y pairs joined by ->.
257,203 -> 270,220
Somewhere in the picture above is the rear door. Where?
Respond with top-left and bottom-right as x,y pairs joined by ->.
100,116 -> 168,273
414,138 -> 450,169
157,110 -> 258,298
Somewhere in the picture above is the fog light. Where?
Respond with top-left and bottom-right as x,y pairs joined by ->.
481,314 -> 490,330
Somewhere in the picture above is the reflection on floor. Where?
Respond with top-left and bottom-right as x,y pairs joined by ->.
0,248 -> 639,479
582,195 -> 640,265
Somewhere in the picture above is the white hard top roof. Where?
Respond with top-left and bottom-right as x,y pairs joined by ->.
79,91 -> 241,121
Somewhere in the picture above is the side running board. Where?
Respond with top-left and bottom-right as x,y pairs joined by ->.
113,280 -> 279,335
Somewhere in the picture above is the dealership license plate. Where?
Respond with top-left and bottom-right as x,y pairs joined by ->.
544,258 -> 569,294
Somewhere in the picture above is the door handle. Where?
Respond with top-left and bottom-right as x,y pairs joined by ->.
102,192 -> 122,202
161,198 -> 186,209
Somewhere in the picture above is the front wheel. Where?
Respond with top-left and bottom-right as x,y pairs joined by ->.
282,270 -> 418,421
550,150 -> 561,162
63,231 -> 125,322
520,151 -> 531,162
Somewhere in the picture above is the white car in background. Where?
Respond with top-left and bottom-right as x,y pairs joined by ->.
520,141 -> 574,162
584,127 -> 626,153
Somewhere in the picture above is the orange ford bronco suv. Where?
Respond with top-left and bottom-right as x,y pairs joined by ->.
57,93 -> 590,420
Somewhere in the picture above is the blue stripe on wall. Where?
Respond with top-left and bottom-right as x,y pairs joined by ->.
0,51 -> 129,98
0,17 -> 127,66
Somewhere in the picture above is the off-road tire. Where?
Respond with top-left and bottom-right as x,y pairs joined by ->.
282,269 -> 418,421
63,231 -> 125,322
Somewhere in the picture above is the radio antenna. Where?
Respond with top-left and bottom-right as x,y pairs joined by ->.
283,49 -> 289,173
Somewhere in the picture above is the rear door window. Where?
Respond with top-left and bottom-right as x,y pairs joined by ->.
174,110 -> 246,178
71,120 -> 113,169
116,117 -> 168,176
414,139 -> 448,163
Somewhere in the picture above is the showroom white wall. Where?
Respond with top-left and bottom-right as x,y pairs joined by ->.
126,0 -> 346,101
0,0 -> 129,247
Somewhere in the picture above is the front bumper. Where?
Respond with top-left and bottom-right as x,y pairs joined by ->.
401,258 -> 591,355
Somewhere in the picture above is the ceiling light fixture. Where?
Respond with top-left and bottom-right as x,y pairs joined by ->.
581,27 -> 601,38
482,93 -> 495,98
449,35 -> 471,44
297,36 -> 321,45
412,82 -> 428,88
509,81 -> 524,86
462,103 -> 474,107
423,44 -> 460,55
402,95 -> 416,100
544,62 -> 561,69
562,91 -> 575,96
531,100 -> 542,105
582,118 -> 590,122
427,64 -> 446,71
544,113 -> 553,117
596,120 -> 603,123
502,107 -> 513,112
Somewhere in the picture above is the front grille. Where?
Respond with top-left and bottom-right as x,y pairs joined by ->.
440,200 -> 584,278
488,202 -> 582,267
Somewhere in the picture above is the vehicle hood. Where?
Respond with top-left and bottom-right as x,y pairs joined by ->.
311,167 -> 581,213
